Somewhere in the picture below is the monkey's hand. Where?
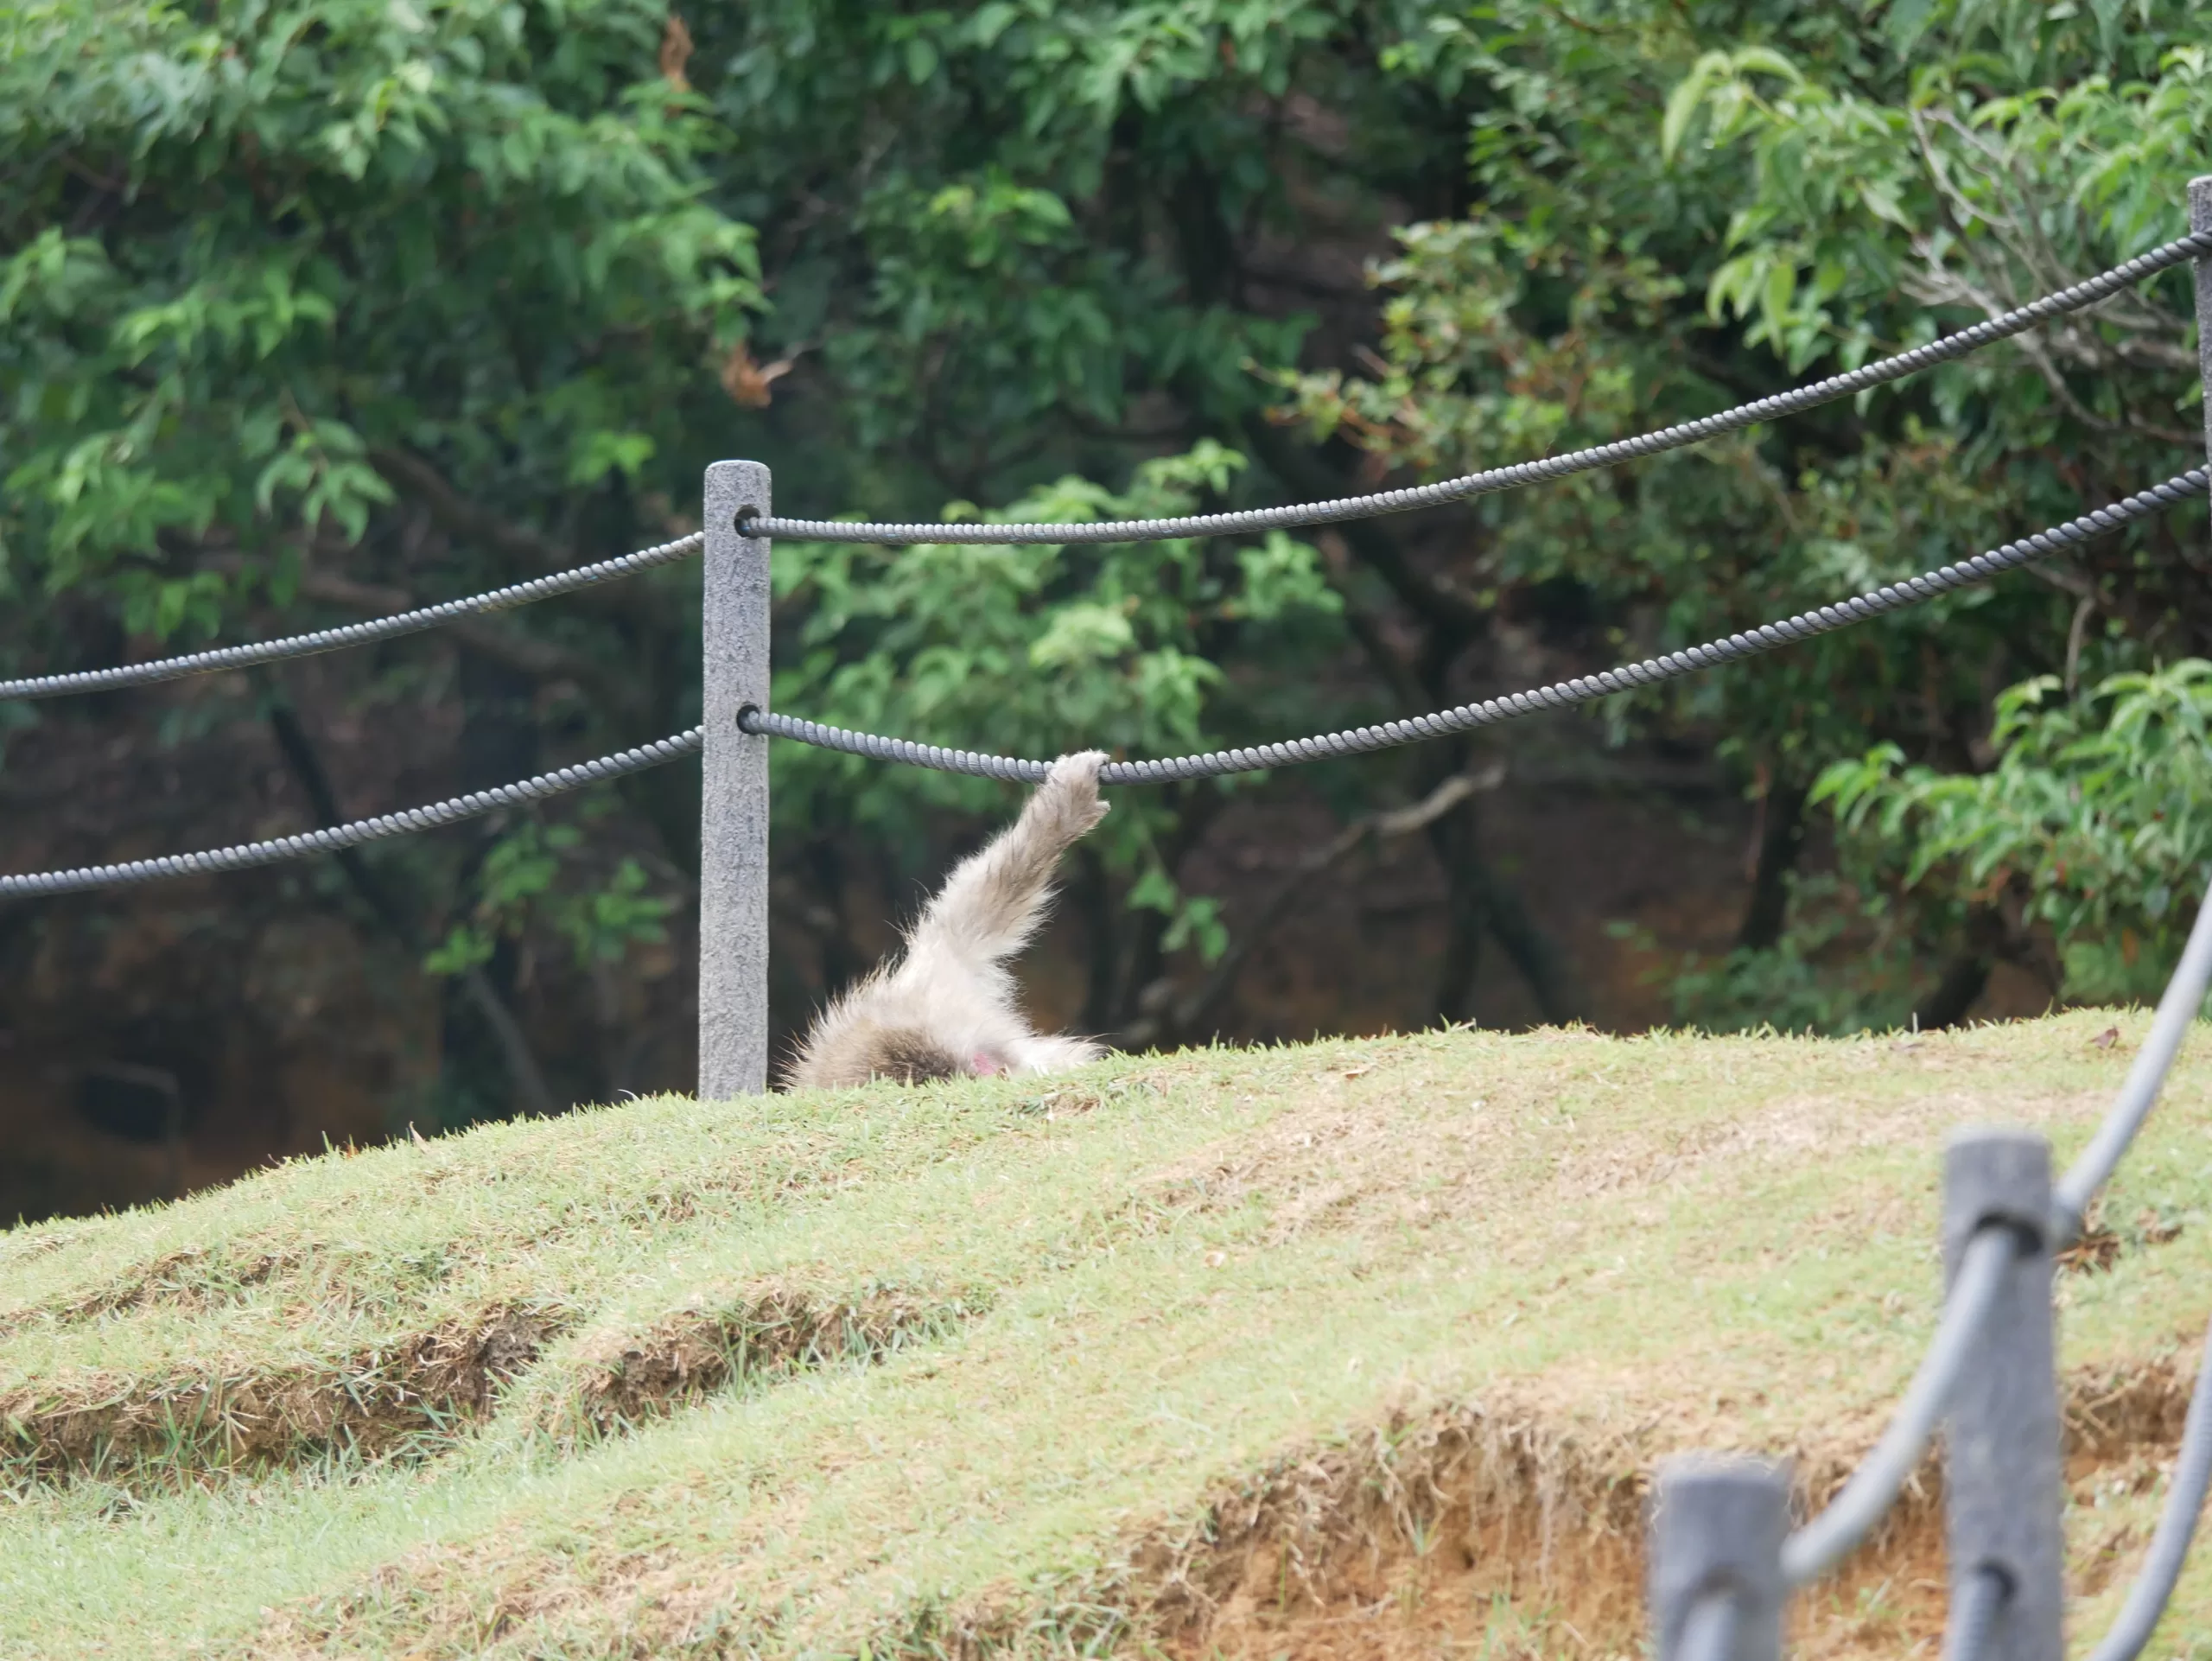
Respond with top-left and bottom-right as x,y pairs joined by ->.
1033,750 -> 1111,846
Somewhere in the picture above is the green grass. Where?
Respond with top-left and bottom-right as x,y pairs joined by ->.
3,1012 -> 2211,1658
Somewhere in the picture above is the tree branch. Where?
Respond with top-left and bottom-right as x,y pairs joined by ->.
1737,773 -> 1808,951
260,688 -> 563,1122
369,447 -> 580,574
369,446 -> 674,631
198,554 -> 649,720
1146,764 -> 1505,1043
1237,416 -> 1491,637
295,567 -> 645,717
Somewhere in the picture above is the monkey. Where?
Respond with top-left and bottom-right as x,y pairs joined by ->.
783,751 -> 1112,1089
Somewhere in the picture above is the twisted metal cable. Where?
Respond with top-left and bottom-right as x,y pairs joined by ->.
745,468 -> 2209,786
1781,868 -> 2212,1590
1779,1227 -> 2014,1586
0,533 -> 705,701
0,729 -> 703,899
748,232 -> 2212,545
2080,1307 -> 2212,1661
2051,877 -> 2212,1246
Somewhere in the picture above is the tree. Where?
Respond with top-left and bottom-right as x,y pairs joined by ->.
1289,0 -> 2210,1028
701,0 -> 1601,1032
1820,661 -> 2212,1008
8,0 -> 2207,1219
1,0 -> 760,1141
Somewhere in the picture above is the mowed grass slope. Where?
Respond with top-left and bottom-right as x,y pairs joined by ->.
3,1013 -> 2211,1660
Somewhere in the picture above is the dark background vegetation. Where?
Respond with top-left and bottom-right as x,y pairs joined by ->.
3,0 -> 2208,1221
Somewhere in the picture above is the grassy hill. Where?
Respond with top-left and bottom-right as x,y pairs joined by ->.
3,1011 -> 2210,1660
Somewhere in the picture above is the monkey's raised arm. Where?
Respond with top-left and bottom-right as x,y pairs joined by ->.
905,751 -> 1109,971
784,752 -> 1112,1090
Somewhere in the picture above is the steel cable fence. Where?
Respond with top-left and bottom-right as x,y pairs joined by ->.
7,472 -> 2202,897
0,729 -> 703,898
0,531 -> 705,702
743,469 -> 2208,785
747,230 -> 2212,546
1,238 -> 2197,711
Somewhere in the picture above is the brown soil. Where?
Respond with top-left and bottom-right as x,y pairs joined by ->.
2,1285 -> 978,1488
555,1283 -> 985,1438
0,1307 -> 561,1486
945,1355 -> 2198,1661
241,1347 -> 2198,1661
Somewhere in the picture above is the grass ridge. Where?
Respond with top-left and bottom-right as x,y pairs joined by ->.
4,1015 -> 2210,1659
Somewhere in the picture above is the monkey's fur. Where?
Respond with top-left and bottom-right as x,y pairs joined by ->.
784,752 -> 1111,1089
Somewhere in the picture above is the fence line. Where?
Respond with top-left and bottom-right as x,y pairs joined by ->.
3,469 -> 2200,897
743,468 -> 2206,784
1777,885 -> 2212,1592
1777,1226 -> 2013,1585
2052,873 -> 2212,1240
2086,1310 -> 2212,1661
0,234 -> 2199,712
749,229 -> 2212,545
0,531 -> 705,702
0,729 -> 703,899
1644,171 -> 2212,1661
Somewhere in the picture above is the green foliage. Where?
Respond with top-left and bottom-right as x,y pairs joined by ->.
425,815 -> 673,978
705,0 -> 1378,487
0,0 -> 760,626
1289,0 -> 2208,1023
769,443 -> 1344,944
8,0 -> 2210,1083
1612,875 -> 1926,1036
1,0 -> 1480,1073
0,0 -> 759,1115
1819,662 -> 2212,1003
1281,11 -> 2084,774
1666,16 -> 2210,377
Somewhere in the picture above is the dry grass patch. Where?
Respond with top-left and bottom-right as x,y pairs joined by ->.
0,1305 -> 563,1486
0,1085 -> 1042,1329
545,1280 -> 988,1439
2,1280 -> 988,1489
0,1085 -> 1094,1492
235,1359 -> 2205,1661
1034,1353 -> 2203,1661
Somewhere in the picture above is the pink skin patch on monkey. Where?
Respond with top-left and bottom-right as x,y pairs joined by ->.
970,1053 -> 1004,1076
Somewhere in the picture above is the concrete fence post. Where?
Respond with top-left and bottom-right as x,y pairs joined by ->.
698,461 -> 772,1100
1649,1455 -> 1789,1661
1942,1130 -> 2061,1661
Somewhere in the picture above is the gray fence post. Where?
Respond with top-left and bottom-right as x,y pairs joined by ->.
1942,1130 -> 2060,1661
698,461 -> 772,1100
1649,1455 -> 1789,1661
